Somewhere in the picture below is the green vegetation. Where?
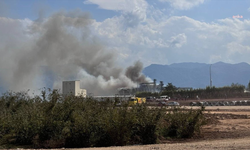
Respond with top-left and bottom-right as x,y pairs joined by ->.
247,81 -> 250,91
0,90 -> 205,148
136,83 -> 248,99
160,106 -> 205,138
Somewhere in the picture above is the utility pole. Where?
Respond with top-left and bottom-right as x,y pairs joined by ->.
210,64 -> 212,87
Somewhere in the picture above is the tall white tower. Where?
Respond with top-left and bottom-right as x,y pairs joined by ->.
62,80 -> 87,97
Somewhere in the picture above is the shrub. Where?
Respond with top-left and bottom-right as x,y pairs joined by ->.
0,90 -> 205,148
160,106 -> 205,138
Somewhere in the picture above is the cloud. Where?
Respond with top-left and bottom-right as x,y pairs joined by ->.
169,33 -> 187,48
91,14 -> 250,66
224,42 -> 250,64
84,0 -> 148,26
227,42 -> 250,55
209,55 -> 222,63
84,0 -> 147,12
159,0 -> 205,10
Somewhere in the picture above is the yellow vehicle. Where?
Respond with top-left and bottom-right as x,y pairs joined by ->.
129,97 -> 146,105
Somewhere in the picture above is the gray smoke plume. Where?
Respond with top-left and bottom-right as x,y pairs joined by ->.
0,10 -> 149,95
125,61 -> 148,83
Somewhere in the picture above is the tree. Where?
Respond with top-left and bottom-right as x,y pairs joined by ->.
247,81 -> 250,90
164,83 -> 177,92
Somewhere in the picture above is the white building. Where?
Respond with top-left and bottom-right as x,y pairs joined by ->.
62,80 -> 87,97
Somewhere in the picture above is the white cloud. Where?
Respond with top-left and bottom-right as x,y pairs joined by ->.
209,55 -> 222,63
84,0 -> 148,22
169,33 -> 187,48
91,13 -> 250,66
84,0 -> 147,12
159,0 -> 205,10
227,42 -> 250,55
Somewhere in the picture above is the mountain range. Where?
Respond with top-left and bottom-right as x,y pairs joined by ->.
142,62 -> 250,88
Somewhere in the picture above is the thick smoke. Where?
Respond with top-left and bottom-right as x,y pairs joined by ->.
0,10 -> 149,95
125,61 -> 148,83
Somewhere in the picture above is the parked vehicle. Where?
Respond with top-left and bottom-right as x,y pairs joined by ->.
236,101 -> 242,106
242,100 -> 248,106
190,102 -> 197,106
167,101 -> 180,106
203,101 -> 209,106
207,101 -> 213,106
160,95 -> 170,101
158,101 -> 167,106
129,97 -> 146,105
146,96 -> 155,102
219,101 -> 225,106
229,101 -> 236,106
156,95 -> 170,102
224,101 -> 230,106
197,101 -> 204,106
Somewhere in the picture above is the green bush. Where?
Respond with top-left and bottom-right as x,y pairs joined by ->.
160,106 -> 205,138
0,90 -> 205,148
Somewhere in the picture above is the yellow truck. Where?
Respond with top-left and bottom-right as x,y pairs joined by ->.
129,97 -> 146,105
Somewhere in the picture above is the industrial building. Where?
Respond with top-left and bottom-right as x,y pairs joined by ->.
62,80 -> 87,97
118,79 -> 164,95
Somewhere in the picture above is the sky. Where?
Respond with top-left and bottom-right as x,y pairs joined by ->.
1,0 -> 250,94
1,0 -> 250,66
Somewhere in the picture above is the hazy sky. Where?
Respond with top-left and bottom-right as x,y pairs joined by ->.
1,0 -> 250,93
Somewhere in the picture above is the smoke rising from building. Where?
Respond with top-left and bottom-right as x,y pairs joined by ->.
125,61 -> 148,83
0,10 -> 149,95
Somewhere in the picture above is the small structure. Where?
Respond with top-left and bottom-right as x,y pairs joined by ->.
118,79 -> 164,95
62,80 -> 87,97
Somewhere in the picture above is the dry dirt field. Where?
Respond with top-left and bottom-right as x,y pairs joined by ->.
21,99 -> 250,150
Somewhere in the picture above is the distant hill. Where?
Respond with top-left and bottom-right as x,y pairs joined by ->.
142,62 -> 250,88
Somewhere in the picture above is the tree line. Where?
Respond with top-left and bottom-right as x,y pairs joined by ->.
136,82 -> 250,100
